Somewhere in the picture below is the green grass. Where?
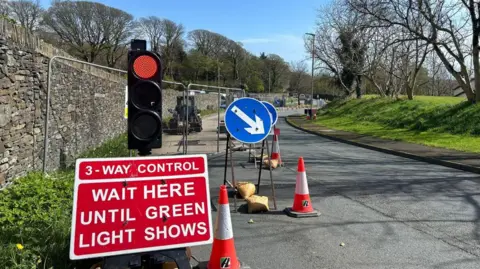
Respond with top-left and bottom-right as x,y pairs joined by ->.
0,133 -> 129,269
315,95 -> 480,153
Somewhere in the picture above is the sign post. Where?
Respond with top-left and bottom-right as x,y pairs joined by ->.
223,97 -> 277,210
124,86 -> 128,120
70,155 -> 213,267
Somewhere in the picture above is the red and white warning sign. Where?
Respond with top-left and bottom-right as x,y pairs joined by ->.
69,154 -> 213,260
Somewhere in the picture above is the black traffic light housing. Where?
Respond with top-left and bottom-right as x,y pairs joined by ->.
127,41 -> 163,152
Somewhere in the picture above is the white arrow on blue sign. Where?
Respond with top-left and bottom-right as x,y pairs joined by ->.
224,97 -> 273,144
261,101 -> 278,126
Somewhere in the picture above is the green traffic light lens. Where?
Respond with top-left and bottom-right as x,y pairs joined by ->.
131,112 -> 161,141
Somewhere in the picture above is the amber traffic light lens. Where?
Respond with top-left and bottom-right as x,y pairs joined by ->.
131,81 -> 161,109
133,55 -> 158,79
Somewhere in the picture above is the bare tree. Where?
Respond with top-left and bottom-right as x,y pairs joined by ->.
8,0 -> 43,32
261,54 -> 290,92
137,16 -> 163,53
187,29 -> 230,84
348,0 -> 479,102
224,40 -> 246,81
101,7 -> 135,67
289,60 -> 310,93
309,0 -> 372,98
375,26 -> 431,99
187,29 -> 220,57
42,1 -> 127,63
0,0 -> 10,17
425,51 -> 453,96
161,19 -> 185,77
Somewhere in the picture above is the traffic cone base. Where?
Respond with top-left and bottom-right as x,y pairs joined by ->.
196,260 -> 252,269
284,207 -> 320,218
208,238 -> 240,269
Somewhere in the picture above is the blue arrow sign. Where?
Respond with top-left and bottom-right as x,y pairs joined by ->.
261,101 -> 278,126
224,97 -> 272,144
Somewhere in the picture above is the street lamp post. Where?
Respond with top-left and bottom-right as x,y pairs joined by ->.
305,32 -> 315,118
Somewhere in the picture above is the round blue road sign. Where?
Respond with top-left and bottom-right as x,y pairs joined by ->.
261,101 -> 278,126
224,97 -> 272,144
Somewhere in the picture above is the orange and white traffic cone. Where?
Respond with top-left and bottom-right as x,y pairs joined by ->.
271,132 -> 282,166
207,185 -> 240,269
284,157 -> 320,218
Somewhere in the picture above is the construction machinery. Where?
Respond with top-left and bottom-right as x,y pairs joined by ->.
163,96 -> 203,134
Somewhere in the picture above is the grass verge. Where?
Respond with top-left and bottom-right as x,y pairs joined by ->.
315,96 -> 480,153
0,133 -> 129,269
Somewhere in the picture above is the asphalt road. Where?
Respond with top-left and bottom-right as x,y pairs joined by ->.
190,110 -> 480,269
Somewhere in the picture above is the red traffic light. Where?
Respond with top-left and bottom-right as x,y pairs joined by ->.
133,55 -> 159,79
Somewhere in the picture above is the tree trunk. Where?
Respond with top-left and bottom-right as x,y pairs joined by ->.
232,58 -> 237,80
406,85 -> 413,100
433,46 -> 475,101
473,35 -> 480,104
355,76 -> 362,99
406,76 -> 414,100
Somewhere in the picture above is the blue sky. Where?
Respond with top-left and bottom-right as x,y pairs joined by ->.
39,0 -> 330,65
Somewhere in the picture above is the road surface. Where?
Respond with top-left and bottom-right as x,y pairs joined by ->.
190,110 -> 480,269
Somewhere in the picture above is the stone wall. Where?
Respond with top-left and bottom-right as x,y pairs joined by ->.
0,19 -> 221,187
0,19 -> 128,187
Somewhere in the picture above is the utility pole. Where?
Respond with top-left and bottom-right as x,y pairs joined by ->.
305,32 -> 315,116
268,71 -> 271,93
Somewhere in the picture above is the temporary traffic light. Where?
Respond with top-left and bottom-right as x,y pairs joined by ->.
127,42 -> 163,152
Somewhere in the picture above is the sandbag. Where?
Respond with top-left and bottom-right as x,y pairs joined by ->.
246,195 -> 269,213
256,154 -> 268,160
236,181 -> 256,199
263,159 -> 279,169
